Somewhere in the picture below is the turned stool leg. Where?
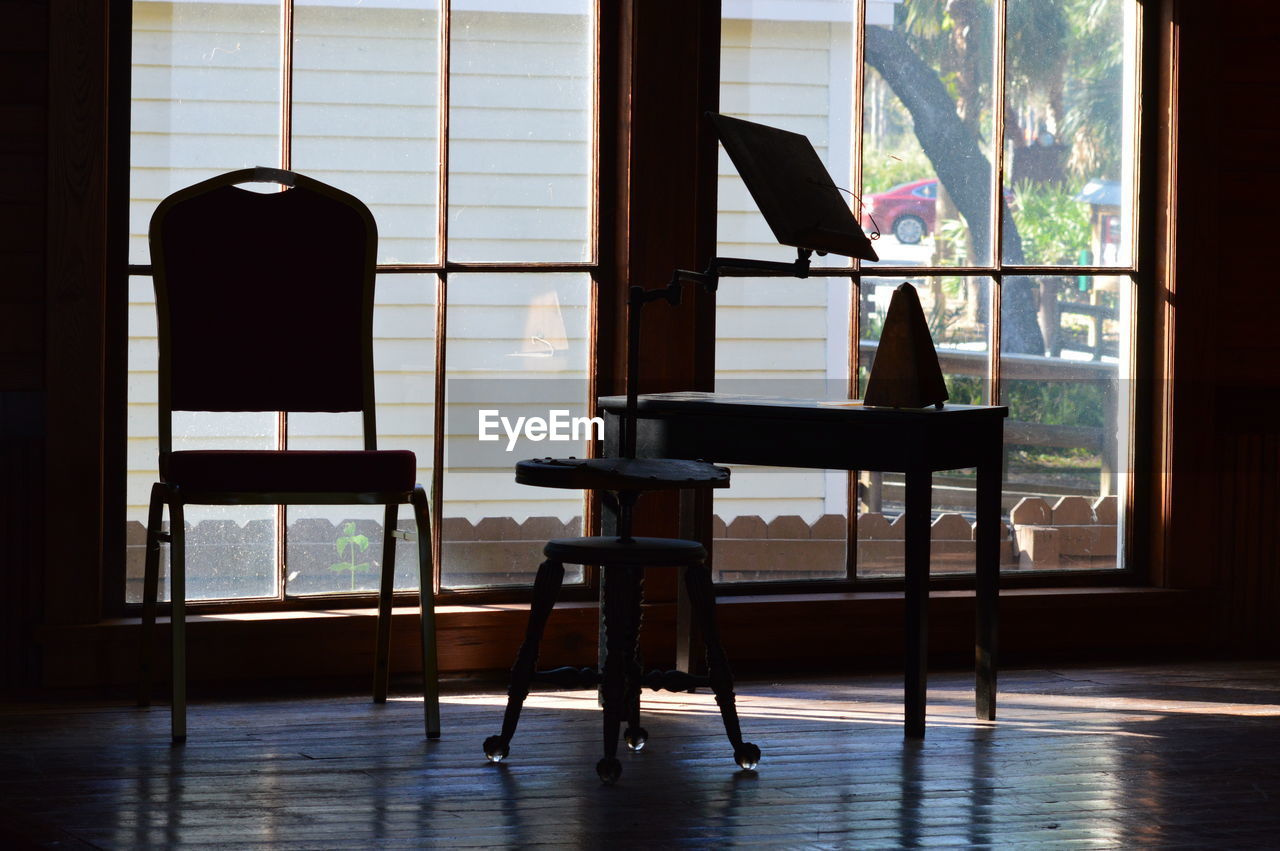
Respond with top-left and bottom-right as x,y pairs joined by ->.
483,559 -> 565,762
684,564 -> 760,770
623,569 -> 648,753
597,564 -> 642,783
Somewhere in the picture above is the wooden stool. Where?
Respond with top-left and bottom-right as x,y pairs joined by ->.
482,457 -> 759,783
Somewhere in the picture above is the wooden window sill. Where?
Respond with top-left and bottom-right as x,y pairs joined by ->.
35,587 -> 1207,689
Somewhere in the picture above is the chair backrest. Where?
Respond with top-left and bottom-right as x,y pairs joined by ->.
149,167 -> 378,452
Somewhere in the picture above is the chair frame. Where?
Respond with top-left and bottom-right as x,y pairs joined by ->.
136,167 -> 440,743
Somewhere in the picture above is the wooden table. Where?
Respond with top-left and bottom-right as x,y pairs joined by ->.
599,392 -> 1008,738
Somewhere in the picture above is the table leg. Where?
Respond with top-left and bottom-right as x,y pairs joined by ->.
903,469 -> 931,739
975,440 -> 1001,721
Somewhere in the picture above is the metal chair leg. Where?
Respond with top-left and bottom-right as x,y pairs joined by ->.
483,558 -> 565,762
373,503 -> 398,704
412,487 -> 440,739
685,564 -> 759,770
170,500 -> 187,744
138,483 -> 166,708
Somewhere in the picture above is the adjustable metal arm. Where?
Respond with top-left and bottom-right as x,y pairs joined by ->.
621,247 -> 814,459
704,249 -> 814,279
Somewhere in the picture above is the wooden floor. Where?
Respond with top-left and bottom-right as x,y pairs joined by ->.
3,661 -> 1280,848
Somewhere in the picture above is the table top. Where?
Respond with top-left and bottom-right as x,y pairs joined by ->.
598,392 -> 1006,472
599,392 -> 1008,423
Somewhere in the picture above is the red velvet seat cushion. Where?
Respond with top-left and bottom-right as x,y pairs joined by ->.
160,450 -> 418,493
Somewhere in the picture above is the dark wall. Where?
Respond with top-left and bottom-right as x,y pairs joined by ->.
0,1 -> 48,688
1164,0 -> 1280,651
0,2 -> 47,393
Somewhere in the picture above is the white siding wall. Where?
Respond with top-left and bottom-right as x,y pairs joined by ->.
447,11 -> 592,263
127,3 -> 592,536
715,17 -> 855,522
127,5 -> 855,539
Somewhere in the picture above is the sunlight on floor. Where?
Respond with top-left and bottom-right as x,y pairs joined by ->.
392,678 -> 1280,743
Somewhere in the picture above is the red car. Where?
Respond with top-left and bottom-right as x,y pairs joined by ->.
860,178 -> 937,245
861,178 -> 1015,245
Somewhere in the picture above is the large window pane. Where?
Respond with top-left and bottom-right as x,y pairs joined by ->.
1000,274 -> 1130,572
293,0 -> 440,264
447,6 -> 593,262
441,273 -> 591,589
125,270 -> 439,603
863,0 -> 997,267
130,1 -> 281,264
125,282 -> 278,603
859,276 -> 992,396
720,7 -> 856,264
1002,0 -> 1139,267
858,277 -> 992,577
714,276 -> 851,583
285,275 -> 437,596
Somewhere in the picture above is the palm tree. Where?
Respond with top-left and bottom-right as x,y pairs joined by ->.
1061,0 -> 1126,181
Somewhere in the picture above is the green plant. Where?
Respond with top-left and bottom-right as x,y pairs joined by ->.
947,375 -> 985,406
935,218 -> 970,265
861,309 -> 885,341
862,146 -> 933,195
1009,180 -> 1091,265
330,521 -> 371,591
1005,379 -> 1105,429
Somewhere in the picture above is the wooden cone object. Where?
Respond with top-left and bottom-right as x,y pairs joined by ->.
863,283 -> 949,409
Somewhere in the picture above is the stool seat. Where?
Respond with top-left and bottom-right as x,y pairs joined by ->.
515,457 -> 730,492
545,536 -> 706,567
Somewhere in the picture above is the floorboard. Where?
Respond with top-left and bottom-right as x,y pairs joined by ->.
2,661 -> 1279,848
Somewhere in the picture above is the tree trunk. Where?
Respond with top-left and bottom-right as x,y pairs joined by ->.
864,24 -> 1044,355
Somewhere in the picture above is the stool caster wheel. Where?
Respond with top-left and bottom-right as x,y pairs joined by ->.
483,736 -> 510,763
624,726 -> 648,752
734,742 -> 761,770
596,757 -> 622,784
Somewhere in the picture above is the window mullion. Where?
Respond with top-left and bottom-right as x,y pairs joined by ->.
430,272 -> 447,596
844,0 -> 871,583
992,0 -> 1008,270
850,0 -> 868,387
990,272 -> 1002,407
990,0 -> 1008,410
280,0 -> 294,173
589,0 -> 601,267
437,0 -> 451,264
429,1 -> 451,595
277,0 -> 295,601
988,0 -> 1008,412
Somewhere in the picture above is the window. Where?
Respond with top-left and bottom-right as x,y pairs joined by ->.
125,0 -> 598,604
715,0 -> 1140,584
122,0 -> 1146,609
